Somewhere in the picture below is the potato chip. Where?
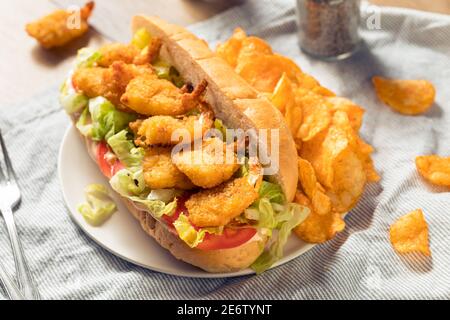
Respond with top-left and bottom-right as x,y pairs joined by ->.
271,73 -> 294,114
238,36 -> 273,61
390,209 -> 431,256
328,97 -> 365,131
294,191 -> 345,243
216,28 -> 246,68
297,73 -> 335,97
236,54 -> 303,93
272,73 -> 303,136
372,76 -> 436,115
357,138 -> 380,182
297,92 -> 332,141
301,111 -> 367,213
416,155 -> 450,187
298,158 -> 331,216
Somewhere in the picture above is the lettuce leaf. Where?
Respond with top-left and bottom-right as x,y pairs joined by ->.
107,130 -> 144,168
109,167 -> 146,196
60,78 -> 88,114
152,59 -> 184,88
258,181 -> 285,204
147,189 -> 184,203
251,203 -> 310,274
109,168 -> 177,218
173,214 -> 222,248
88,97 -> 137,141
75,107 -> 93,137
76,48 -> 102,68
77,184 -> 117,226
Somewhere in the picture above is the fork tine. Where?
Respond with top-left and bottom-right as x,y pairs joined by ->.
0,158 -> 5,181
0,130 -> 16,182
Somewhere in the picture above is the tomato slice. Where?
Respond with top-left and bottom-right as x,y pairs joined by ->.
163,194 -> 257,251
97,141 -> 124,178
196,227 -> 257,251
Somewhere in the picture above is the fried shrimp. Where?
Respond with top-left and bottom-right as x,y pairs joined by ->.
121,76 -> 208,116
97,43 -> 140,67
72,61 -> 153,106
172,137 -> 240,188
130,110 -> 214,146
97,38 -> 162,67
142,147 -> 195,190
26,1 -> 94,49
185,177 -> 259,227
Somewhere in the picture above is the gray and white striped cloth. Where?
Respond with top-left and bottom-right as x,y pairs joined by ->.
1,0 -> 449,299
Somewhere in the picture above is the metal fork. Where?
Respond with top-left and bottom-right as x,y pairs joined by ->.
0,260 -> 24,300
0,130 -> 40,300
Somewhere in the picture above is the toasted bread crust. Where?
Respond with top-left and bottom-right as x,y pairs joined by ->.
131,15 -> 298,202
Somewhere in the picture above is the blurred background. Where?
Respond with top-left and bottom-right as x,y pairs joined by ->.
2,0 -> 449,108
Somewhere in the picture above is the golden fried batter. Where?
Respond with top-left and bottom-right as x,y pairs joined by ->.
97,43 -> 140,67
72,61 -> 152,106
121,76 -> 207,116
186,177 -> 259,227
97,37 -> 162,67
143,147 -> 195,190
131,111 -> 213,146
173,137 -> 240,188
26,1 -> 94,49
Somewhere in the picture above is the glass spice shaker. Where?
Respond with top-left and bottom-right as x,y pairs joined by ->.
296,0 -> 361,60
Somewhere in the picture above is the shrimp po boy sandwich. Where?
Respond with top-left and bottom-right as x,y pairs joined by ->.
60,16 -> 309,273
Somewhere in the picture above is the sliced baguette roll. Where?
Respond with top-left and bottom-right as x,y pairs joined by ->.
132,15 -> 298,202
72,16 -> 299,273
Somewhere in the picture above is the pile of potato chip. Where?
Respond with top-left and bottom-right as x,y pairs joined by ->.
217,28 -> 380,243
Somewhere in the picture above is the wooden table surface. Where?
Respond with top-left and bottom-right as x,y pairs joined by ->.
1,0 -> 449,108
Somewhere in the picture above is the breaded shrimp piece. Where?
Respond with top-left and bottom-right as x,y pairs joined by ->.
72,61 -> 152,106
185,177 -> 259,227
25,1 -> 94,49
97,43 -> 140,67
172,137 -> 240,188
121,75 -> 208,116
130,111 -> 214,146
143,147 -> 195,190
97,37 -> 161,67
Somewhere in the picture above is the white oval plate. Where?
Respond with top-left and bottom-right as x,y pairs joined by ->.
58,125 -> 315,277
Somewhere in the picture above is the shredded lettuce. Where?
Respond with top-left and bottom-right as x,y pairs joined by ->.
77,184 -> 117,226
107,130 -> 144,168
147,189 -> 183,203
60,78 -> 88,114
132,28 -> 152,50
173,214 -> 222,248
76,48 -> 102,68
242,180 -> 310,273
251,203 -> 310,274
152,59 -> 184,88
258,181 -> 285,205
109,167 -> 146,196
109,168 -> 177,218
88,97 -> 137,141
75,107 -> 93,137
